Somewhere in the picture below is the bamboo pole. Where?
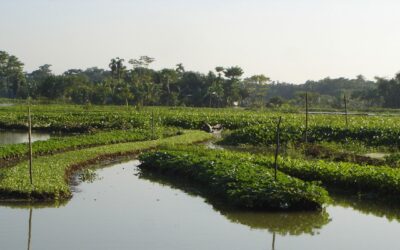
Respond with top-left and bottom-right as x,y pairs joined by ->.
28,104 -> 33,185
27,208 -> 32,250
273,116 -> 282,181
344,94 -> 348,127
305,92 -> 309,143
151,110 -> 155,140
272,232 -> 276,250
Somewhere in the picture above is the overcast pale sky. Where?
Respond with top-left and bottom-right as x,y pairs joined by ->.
1,0 -> 399,83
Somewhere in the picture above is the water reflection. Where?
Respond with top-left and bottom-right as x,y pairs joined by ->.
138,168 -> 331,235
27,208 -> 32,250
0,200 -> 67,209
219,206 -> 330,235
0,130 -> 51,145
2,161 -> 400,250
331,192 -> 400,223
272,233 -> 276,250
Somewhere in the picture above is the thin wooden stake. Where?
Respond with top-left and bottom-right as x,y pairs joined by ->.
344,94 -> 348,127
274,116 -> 282,181
272,232 -> 276,250
305,92 -> 309,143
28,104 -> 33,185
27,208 -> 32,250
151,110 -> 155,140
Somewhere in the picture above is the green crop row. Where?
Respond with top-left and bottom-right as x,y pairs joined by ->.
138,149 -> 329,211
142,146 -> 400,202
0,130 -> 213,200
210,149 -> 400,198
3,104 -> 400,145
0,127 -> 180,165
222,123 -> 400,146
257,156 -> 400,196
0,111 -> 147,132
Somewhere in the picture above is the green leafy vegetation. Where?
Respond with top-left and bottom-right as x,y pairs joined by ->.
3,49 -> 400,109
251,155 -> 400,198
2,103 -> 400,208
0,127 -> 180,166
139,169 -> 331,235
0,108 -> 146,132
139,148 -> 329,211
0,130 -> 213,200
222,119 -> 400,147
141,146 -> 400,203
4,105 -> 400,143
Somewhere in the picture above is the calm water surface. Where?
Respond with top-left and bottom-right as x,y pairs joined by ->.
0,103 -> 14,107
1,160 -> 400,250
0,131 -> 51,145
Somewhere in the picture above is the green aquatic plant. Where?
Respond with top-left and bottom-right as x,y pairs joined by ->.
139,168 -> 331,235
0,127 -> 180,167
223,122 -> 400,147
139,149 -> 329,211
3,104 -> 400,147
0,131 -> 213,200
77,169 -> 98,183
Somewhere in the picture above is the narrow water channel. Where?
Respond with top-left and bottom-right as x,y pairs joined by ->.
0,103 -> 14,107
1,160 -> 400,250
0,130 -> 51,145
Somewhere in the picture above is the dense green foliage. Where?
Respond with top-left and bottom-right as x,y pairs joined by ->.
0,108 -> 146,132
3,50 -> 400,109
355,73 -> 400,108
223,121 -> 400,146
247,154 -> 400,197
267,75 -> 376,108
139,148 -> 329,210
384,153 -> 400,167
2,102 -> 400,209
0,51 -> 27,98
1,51 -> 253,107
3,105 -> 400,147
0,130 -> 212,200
153,147 -> 400,200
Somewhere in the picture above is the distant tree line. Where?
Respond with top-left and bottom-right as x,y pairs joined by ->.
0,51 -> 261,107
1,50 -> 400,108
266,76 -> 377,109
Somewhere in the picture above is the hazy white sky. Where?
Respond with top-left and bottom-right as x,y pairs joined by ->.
1,0 -> 399,83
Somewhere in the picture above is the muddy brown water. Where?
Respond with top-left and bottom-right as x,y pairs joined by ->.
1,160 -> 400,250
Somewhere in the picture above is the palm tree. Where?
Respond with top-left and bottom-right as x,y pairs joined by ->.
109,57 -> 125,82
176,63 -> 185,74
109,57 -> 128,103
116,58 -> 126,81
109,58 -> 117,79
215,66 -> 224,78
